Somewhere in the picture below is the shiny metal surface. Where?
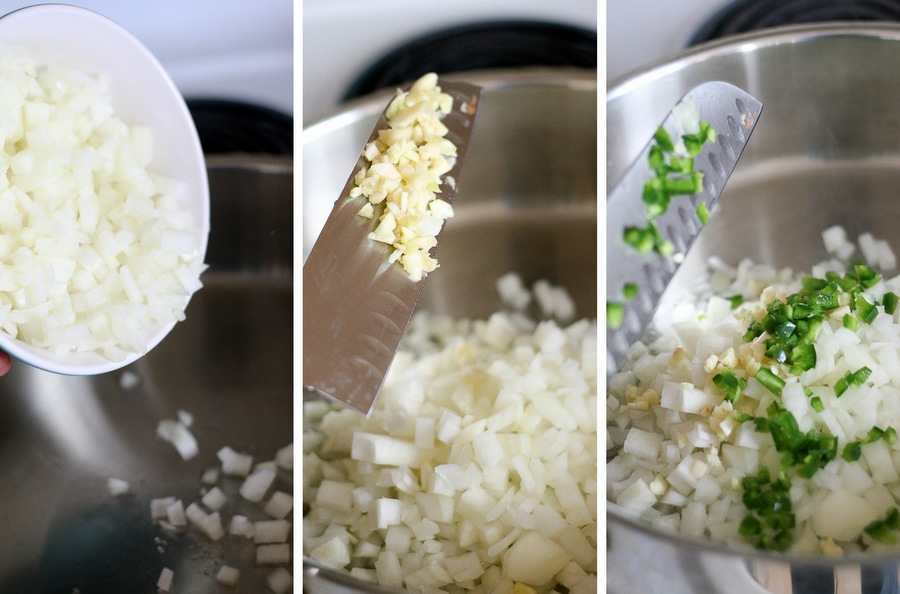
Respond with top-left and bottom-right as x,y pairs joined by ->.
303,81 -> 483,415
304,68 -> 597,319
303,68 -> 597,591
606,81 -> 762,372
608,23 -> 900,594
0,155 -> 292,593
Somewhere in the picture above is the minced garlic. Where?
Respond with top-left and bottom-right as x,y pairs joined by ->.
351,72 -> 458,282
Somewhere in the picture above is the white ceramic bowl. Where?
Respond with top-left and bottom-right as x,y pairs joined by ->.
0,4 -> 209,375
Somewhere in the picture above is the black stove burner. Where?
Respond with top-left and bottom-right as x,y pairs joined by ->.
690,0 -> 900,45
186,100 -> 293,156
342,20 -> 596,101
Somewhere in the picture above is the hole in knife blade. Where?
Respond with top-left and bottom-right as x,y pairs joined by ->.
708,151 -> 726,180
623,305 -> 642,335
379,290 -> 411,314
369,311 -> 403,337
644,262 -> 665,293
720,128 -> 737,160
678,205 -> 692,227
358,333 -> 394,362
726,115 -> 740,142
350,355 -> 381,380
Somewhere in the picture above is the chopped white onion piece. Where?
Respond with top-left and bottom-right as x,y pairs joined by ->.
201,486 -> 227,512
504,531 -> 572,587
166,499 -> 187,528
265,567 -> 292,594
217,445 -> 253,477
274,443 -> 293,470
256,543 -> 291,566
119,370 -> 140,389
215,565 -> 240,586
254,519 -> 291,544
150,496 -> 176,521
200,467 -> 220,485
228,515 -> 255,539
199,512 -> 225,541
106,477 -> 130,496
496,272 -> 531,311
157,567 -> 174,592
155,418 -> 198,461
240,466 -> 276,502
176,409 -> 193,428
184,502 -> 208,527
264,491 -> 293,519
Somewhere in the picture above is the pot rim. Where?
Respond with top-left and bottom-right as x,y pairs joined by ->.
609,21 -> 900,100
304,66 -> 596,139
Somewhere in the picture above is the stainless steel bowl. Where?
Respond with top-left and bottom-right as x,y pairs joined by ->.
608,22 -> 900,594
0,155 -> 292,593
303,68 -> 597,591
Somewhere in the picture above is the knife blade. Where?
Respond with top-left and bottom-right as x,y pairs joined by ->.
607,81 -> 763,373
304,79 -> 482,415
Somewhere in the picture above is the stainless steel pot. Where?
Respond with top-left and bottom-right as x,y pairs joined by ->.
303,68 -> 597,591
608,23 -> 900,594
0,155 -> 292,593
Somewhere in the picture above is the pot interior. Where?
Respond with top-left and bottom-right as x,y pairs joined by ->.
608,22 -> 900,594
302,69 -> 598,592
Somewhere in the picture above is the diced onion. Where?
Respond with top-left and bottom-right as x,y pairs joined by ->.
256,543 -> 291,566
303,275 -> 597,590
145,433 -> 293,587
201,486 -> 227,512
155,418 -> 198,461
274,443 -> 293,470
150,496 -> 176,521
106,477 -> 130,496
200,467 -> 220,485
166,499 -> 187,528
215,565 -> 240,586
253,519 -> 291,544
265,567 -> 292,594
157,567 -> 174,592
228,515 -> 255,539
119,370 -> 140,389
609,226 -> 900,554
217,445 -> 253,477
264,491 -> 293,519
240,466 -> 276,502
0,56 -> 205,359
